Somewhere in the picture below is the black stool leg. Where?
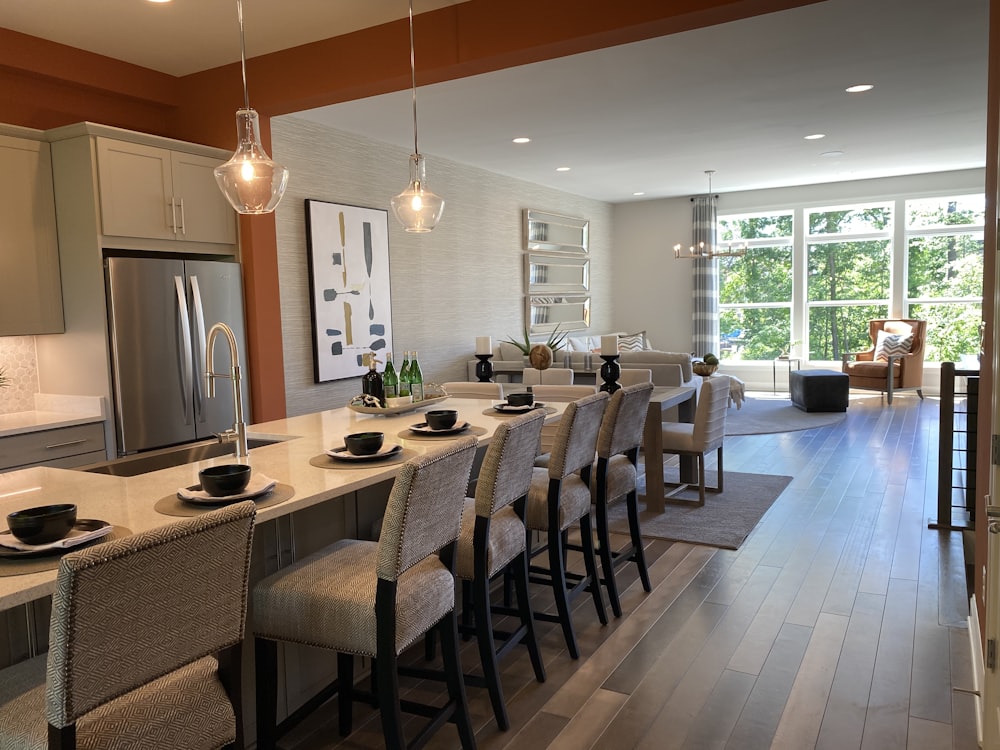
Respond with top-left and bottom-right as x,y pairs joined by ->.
512,549 -> 546,683
594,492 -> 622,617
254,638 -> 278,750
548,524 -> 579,659
626,488 -> 651,592
337,652 -> 354,736
440,610 -> 477,749
579,513 -> 607,625
473,562 -> 509,730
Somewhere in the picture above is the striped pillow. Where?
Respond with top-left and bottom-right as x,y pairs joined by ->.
874,330 -> 913,361
619,331 -> 647,352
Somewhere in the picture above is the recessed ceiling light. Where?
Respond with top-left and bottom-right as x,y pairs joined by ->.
555,166 -> 571,172
512,137 -> 531,144
845,84 -> 874,93
820,150 -> 845,158
804,133 -> 826,140
147,0 -> 172,3
632,192 -> 646,196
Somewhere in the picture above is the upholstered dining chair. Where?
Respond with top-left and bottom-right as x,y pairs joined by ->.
443,381 -> 504,399
617,368 -> 653,386
841,318 -> 926,404
522,367 -> 574,385
253,437 -> 478,750
586,382 -> 655,618
660,376 -> 731,506
452,409 -> 547,730
525,390 -> 609,659
0,501 -> 257,750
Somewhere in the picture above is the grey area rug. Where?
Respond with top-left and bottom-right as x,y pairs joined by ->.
608,470 -> 792,549
724,396 -> 847,435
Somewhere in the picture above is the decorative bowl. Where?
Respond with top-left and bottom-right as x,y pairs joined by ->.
344,431 -> 385,456
7,503 -> 77,545
692,362 -> 718,377
198,464 -> 252,497
425,410 -> 458,430
386,395 -> 413,408
506,392 -> 534,407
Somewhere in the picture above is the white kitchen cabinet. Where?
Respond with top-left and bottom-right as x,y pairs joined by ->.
0,423 -> 106,473
0,133 -> 64,335
96,138 -> 236,246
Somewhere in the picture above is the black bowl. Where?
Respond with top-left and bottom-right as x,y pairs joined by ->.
7,503 -> 77,545
344,431 -> 385,456
198,464 -> 252,497
506,392 -> 534,407
425,410 -> 458,430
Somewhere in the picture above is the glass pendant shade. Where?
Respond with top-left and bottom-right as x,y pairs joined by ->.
391,154 -> 445,233
214,108 -> 289,214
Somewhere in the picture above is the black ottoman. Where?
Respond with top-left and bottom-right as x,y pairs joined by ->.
789,369 -> 849,412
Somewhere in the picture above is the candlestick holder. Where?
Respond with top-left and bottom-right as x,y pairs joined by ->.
599,354 -> 621,393
474,353 -> 494,382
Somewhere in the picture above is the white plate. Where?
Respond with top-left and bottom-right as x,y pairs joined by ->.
177,474 -> 278,505
409,421 -> 471,435
326,444 -> 403,462
493,402 -> 545,413
347,394 -> 449,416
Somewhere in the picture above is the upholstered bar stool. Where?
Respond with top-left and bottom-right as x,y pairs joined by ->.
525,391 -> 609,659
0,501 -> 257,750
530,384 -> 597,456
253,437 -> 478,750
452,409 -> 546,730
586,382 -> 654,617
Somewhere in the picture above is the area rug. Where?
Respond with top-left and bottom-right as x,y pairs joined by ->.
725,396 -> 846,435
607,471 -> 792,549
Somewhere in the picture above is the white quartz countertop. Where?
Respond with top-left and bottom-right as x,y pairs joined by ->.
0,397 -> 566,610
0,394 -> 105,438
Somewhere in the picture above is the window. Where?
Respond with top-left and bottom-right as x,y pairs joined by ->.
718,213 -> 793,360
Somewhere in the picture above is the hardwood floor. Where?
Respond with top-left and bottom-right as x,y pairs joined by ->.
284,394 -> 979,750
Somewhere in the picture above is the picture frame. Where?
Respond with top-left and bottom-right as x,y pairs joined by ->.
305,199 -> 392,383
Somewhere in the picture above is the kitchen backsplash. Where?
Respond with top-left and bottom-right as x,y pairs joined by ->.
0,337 -> 38,414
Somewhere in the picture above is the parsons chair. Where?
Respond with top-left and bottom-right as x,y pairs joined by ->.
253,438 -> 478,750
0,501 -> 257,750
443,381 -> 505,399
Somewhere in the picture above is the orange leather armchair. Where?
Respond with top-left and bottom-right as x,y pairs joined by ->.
841,319 -> 926,404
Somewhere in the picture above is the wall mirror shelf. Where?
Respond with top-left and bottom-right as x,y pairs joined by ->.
526,295 -> 591,335
523,209 -> 591,334
525,253 -> 590,294
523,209 -> 589,255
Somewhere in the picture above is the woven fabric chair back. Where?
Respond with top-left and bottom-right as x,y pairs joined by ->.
547,391 -> 609,478
474,410 -> 545,517
597,382 -> 654,459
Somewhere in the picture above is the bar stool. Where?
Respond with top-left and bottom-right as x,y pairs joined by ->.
587,382 -> 655,617
253,437 -> 478,750
453,409 -> 546,730
0,501 -> 257,750
524,390 -> 609,659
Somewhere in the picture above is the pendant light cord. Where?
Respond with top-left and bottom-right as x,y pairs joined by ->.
408,0 -> 419,156
236,0 -> 250,111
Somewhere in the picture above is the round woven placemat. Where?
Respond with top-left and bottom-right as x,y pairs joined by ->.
154,483 -> 295,518
309,447 -> 418,470
0,525 -> 132,578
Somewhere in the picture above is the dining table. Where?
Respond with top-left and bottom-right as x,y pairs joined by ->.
638,385 -> 698,514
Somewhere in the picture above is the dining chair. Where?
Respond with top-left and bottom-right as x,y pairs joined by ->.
522,368 -> 574,385
443,381 -> 504,399
524,390 -> 609,659
660,376 -> 731,505
0,501 -> 257,750
618,368 -> 653,386
253,437 -> 478,750
585,382 -> 654,617
452,409 -> 546,730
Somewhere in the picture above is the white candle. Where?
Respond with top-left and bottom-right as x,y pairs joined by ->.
476,336 -> 492,355
601,335 -> 619,355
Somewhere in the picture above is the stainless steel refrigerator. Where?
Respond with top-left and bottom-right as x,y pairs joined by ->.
105,256 -> 251,456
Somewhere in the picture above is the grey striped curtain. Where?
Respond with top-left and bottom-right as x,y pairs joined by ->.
691,195 -> 719,356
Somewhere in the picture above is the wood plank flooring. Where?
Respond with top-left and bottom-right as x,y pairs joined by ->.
284,394 -> 979,750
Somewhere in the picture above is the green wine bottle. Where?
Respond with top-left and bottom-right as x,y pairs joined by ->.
409,350 -> 424,402
383,352 -> 398,400
398,351 -> 411,397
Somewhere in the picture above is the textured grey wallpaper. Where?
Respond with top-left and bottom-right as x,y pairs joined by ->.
272,116 -> 613,417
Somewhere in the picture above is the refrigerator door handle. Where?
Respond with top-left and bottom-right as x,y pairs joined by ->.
190,274 -> 208,422
174,275 -> 194,425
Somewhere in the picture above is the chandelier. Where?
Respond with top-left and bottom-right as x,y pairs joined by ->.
673,170 -> 746,259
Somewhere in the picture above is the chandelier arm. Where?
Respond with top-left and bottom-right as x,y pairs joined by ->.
408,0 -> 419,156
236,0 -> 250,111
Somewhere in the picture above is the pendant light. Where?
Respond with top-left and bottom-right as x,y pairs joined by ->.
390,0 -> 445,232
214,0 -> 289,214
673,171 -> 746,259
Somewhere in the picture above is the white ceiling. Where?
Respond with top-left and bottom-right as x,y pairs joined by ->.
2,0 -> 988,202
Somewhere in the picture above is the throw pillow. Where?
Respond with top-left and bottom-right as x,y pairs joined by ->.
619,331 -> 647,352
874,330 -> 913,361
497,342 -> 524,361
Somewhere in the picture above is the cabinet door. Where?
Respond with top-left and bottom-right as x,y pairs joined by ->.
95,138 -> 174,240
0,136 -> 64,334
171,151 -> 237,245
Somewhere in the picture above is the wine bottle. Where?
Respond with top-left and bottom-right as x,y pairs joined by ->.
398,351 -> 411,398
409,350 -> 424,402
361,352 -> 384,405
383,352 -> 399,400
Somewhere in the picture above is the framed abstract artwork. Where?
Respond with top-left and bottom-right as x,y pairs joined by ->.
305,199 -> 393,383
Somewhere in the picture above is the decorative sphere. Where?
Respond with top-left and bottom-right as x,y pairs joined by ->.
528,344 -> 553,370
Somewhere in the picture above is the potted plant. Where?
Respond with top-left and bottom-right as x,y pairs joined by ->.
502,324 -> 568,356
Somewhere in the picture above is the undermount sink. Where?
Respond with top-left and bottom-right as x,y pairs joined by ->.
78,436 -> 292,477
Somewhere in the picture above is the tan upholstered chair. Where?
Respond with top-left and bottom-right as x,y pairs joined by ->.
525,391 -> 609,659
586,382 -> 654,617
661,376 -> 730,506
453,409 -> 546,730
522,367 -> 574,385
0,501 -> 257,750
841,318 -> 926,404
253,438 -> 478,750
618,369 -> 653,386
443,381 -> 504,399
